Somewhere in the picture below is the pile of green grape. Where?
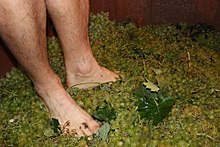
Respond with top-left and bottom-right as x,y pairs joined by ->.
0,13 -> 220,146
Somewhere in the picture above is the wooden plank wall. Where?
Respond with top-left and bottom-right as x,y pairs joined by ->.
90,0 -> 220,29
1,0 -> 220,76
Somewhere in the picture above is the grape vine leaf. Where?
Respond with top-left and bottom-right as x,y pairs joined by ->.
143,79 -> 160,92
134,85 -> 175,125
44,118 -> 61,137
97,122 -> 110,141
51,118 -> 60,134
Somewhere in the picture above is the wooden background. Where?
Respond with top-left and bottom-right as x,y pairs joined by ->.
90,0 -> 220,28
1,0 -> 220,76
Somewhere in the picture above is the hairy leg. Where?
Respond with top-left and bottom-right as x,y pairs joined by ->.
46,0 -> 118,89
0,0 -> 99,137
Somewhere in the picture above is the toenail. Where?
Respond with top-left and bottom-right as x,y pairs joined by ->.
82,122 -> 88,128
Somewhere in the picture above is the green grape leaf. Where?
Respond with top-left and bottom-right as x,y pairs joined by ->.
159,99 -> 176,120
97,122 -> 110,141
44,118 -> 61,137
143,79 -> 160,92
134,84 -> 175,125
133,85 -> 153,98
51,118 -> 60,134
92,105 -> 117,122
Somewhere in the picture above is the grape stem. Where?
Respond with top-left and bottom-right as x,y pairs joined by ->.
0,88 -> 19,98
197,133 -> 213,140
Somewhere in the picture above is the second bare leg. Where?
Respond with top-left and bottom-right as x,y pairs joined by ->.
46,0 -> 118,89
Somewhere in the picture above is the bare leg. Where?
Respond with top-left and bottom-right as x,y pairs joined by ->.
46,0 -> 118,89
0,0 -> 99,137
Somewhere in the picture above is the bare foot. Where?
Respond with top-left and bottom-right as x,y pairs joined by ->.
66,58 -> 119,89
34,77 -> 100,137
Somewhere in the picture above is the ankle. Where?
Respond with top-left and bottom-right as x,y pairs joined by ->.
33,75 -> 63,96
66,57 -> 99,77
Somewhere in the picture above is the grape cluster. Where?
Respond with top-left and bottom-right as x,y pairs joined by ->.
0,13 -> 220,146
